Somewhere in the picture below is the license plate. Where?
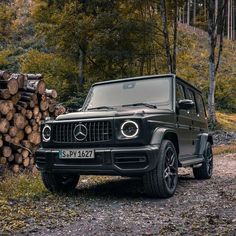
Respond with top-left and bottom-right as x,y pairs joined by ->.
59,149 -> 95,159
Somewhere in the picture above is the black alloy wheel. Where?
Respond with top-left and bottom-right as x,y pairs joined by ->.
143,140 -> 178,198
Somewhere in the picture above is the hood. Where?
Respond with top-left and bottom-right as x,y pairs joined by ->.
56,108 -> 171,120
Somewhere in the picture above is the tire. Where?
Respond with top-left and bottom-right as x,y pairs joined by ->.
143,140 -> 178,198
41,172 -> 80,193
193,142 -> 213,179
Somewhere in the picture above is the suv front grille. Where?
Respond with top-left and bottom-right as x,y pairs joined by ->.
52,121 -> 112,143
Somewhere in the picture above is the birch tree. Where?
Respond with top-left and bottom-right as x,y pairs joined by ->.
207,0 -> 227,127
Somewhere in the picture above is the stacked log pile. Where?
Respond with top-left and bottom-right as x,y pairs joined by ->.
0,71 -> 66,173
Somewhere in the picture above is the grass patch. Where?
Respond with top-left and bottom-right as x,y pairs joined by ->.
213,142 -> 236,155
0,172 -> 80,234
0,172 -> 46,200
216,112 -> 236,132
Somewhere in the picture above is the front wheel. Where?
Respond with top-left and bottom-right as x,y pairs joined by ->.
143,140 -> 178,198
193,142 -> 213,179
41,172 -> 80,193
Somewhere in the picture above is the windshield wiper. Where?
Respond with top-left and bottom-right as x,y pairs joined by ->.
122,103 -> 157,109
88,106 -> 114,111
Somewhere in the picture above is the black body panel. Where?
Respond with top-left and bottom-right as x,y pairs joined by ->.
36,74 -> 211,175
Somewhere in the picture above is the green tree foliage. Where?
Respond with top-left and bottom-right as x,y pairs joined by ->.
0,2 -> 14,48
20,49 -> 78,101
31,0 -> 167,84
177,27 -> 236,113
0,0 -> 235,112
0,49 -> 14,68
28,0 -> 171,106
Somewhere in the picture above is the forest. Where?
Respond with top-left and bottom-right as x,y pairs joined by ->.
0,0 -> 235,119
0,1 -> 236,235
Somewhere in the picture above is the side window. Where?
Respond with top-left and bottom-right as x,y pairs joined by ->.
176,83 -> 185,101
186,88 -> 197,114
195,93 -> 206,118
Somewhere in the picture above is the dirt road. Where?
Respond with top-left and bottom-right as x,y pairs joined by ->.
20,154 -> 236,236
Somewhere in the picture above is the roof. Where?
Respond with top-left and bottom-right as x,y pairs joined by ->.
93,74 -> 174,86
92,74 -> 202,93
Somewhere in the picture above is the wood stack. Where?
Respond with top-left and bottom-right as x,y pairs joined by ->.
0,71 -> 65,173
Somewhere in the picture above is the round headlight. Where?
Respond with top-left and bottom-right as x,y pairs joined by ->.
121,120 -> 139,138
42,124 -> 51,142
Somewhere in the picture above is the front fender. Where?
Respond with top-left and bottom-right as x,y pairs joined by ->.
150,127 -> 177,145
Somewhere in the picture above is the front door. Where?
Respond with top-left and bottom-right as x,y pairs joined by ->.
176,83 -> 193,157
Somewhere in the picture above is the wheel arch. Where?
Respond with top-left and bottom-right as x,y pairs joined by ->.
207,134 -> 213,145
194,133 -> 213,155
150,128 -> 179,156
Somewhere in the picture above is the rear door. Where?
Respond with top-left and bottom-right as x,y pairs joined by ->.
185,88 -> 200,155
195,92 -> 208,132
193,92 -> 208,150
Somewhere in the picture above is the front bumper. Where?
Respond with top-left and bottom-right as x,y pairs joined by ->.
35,145 -> 159,176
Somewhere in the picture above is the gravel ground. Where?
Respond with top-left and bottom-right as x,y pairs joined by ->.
16,154 -> 236,236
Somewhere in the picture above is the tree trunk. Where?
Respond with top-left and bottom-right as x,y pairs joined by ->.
14,113 -> 26,130
204,0 -> 207,21
0,89 -> 11,99
0,71 -> 65,172
193,0 -> 196,25
0,100 -> 13,115
11,93 -> 21,105
207,0 -> 227,127
10,74 -> 25,89
0,79 -> 18,95
0,139 -> 3,148
27,74 -> 43,80
15,153 -> 23,164
160,0 -> 172,73
187,0 -> 190,25
2,146 -> 12,158
28,131 -> 41,145
0,71 -> 11,80
79,48 -> 84,86
12,164 -> 20,173
227,0 -> 231,39
231,0 -> 233,40
45,89 -> 57,98
172,0 -> 178,74
0,119 -> 10,134
208,50 -> 216,125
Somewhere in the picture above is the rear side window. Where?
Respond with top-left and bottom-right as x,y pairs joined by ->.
195,93 -> 206,118
186,88 -> 197,114
176,83 -> 185,101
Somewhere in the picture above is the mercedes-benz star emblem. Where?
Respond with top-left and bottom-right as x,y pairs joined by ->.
73,124 -> 88,141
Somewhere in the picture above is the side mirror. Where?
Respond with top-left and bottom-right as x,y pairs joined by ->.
178,99 -> 194,110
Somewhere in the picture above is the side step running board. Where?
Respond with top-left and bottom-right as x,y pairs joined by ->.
180,156 -> 204,167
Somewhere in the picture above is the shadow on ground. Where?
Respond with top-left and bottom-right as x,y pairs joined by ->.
73,171 -> 198,200
76,177 -> 144,199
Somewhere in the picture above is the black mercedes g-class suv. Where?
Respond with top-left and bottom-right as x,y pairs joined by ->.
36,74 -> 213,198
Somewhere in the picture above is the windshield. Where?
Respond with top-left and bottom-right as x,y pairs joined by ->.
84,76 -> 173,110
